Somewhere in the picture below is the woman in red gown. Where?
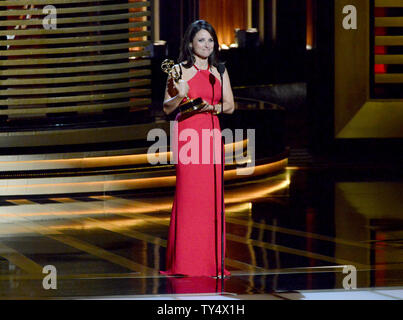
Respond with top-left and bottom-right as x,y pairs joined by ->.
160,20 -> 235,278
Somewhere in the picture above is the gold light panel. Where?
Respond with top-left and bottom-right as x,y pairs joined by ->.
0,0 -> 151,118
374,0 -> 403,93
334,0 -> 403,138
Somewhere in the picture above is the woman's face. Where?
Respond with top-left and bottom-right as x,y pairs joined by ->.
191,29 -> 214,59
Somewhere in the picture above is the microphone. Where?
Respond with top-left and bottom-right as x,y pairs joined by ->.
217,62 -> 225,114
209,73 -> 216,86
217,62 -> 225,76
209,73 -> 216,106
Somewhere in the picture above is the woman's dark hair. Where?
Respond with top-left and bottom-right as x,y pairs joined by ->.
178,20 -> 220,68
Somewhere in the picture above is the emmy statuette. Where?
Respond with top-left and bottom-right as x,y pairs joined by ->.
161,59 -> 206,115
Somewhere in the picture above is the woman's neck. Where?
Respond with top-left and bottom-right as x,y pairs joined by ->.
193,56 -> 209,69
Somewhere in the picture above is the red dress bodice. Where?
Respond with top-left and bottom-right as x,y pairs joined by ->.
186,65 -> 222,106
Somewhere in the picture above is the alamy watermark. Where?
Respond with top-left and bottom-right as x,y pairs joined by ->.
342,265 -> 357,290
147,121 -> 256,175
42,5 -> 57,30
342,5 -> 357,30
42,265 -> 57,290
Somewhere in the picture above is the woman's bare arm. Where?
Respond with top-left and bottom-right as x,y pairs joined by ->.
163,65 -> 189,115
220,68 -> 235,114
202,67 -> 235,114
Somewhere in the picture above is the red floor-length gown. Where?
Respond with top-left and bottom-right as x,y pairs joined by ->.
160,65 -> 231,277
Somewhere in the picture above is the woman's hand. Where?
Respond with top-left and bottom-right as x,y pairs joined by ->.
200,102 -> 219,113
173,79 -> 189,99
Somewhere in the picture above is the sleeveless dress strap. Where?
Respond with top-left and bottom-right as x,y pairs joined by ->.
193,64 -> 210,72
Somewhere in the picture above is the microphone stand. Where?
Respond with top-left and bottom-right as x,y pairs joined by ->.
218,63 -> 225,292
211,63 -> 226,293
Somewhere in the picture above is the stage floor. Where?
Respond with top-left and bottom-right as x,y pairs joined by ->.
0,158 -> 402,300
